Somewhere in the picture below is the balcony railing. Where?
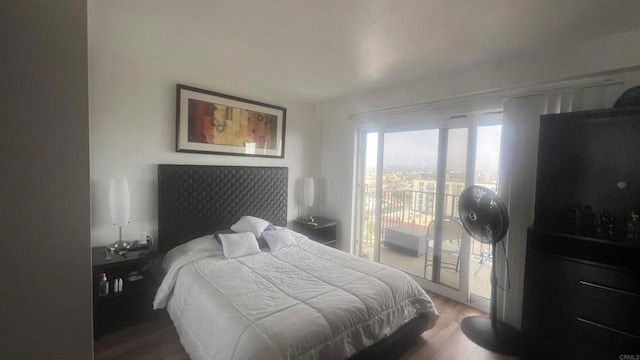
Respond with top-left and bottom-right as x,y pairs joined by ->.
359,190 -> 462,248
359,189 -> 492,297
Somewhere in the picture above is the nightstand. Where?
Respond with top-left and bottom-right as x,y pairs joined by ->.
292,216 -> 337,247
92,247 -> 159,339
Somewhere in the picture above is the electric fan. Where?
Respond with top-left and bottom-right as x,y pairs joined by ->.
458,185 -> 520,355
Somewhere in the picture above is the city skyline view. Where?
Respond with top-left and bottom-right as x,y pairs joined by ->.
365,125 -> 502,175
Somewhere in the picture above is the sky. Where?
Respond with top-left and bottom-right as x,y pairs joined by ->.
366,125 -> 502,173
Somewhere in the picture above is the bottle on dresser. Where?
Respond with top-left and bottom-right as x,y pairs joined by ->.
98,272 -> 109,296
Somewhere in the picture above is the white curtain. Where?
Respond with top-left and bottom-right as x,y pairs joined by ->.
496,82 -> 626,329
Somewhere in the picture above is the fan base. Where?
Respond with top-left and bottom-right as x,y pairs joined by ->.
460,316 -> 521,356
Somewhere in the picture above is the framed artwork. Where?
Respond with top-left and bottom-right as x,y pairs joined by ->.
176,84 -> 286,158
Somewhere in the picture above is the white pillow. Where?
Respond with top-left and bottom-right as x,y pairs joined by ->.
218,232 -> 261,259
262,228 -> 296,251
230,216 -> 270,238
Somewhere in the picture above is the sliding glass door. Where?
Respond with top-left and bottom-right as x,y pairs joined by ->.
355,113 -> 502,308
468,123 -> 502,302
378,129 -> 439,279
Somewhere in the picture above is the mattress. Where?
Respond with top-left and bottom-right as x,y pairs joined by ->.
154,229 -> 438,360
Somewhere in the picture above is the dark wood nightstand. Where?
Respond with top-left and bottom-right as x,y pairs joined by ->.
292,216 -> 337,247
92,247 -> 159,339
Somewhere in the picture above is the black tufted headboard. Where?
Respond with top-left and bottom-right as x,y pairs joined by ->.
157,164 -> 288,253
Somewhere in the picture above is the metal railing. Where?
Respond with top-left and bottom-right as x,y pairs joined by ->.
360,190 -> 461,247
358,190 -> 491,262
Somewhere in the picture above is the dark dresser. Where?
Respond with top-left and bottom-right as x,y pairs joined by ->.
523,230 -> 640,358
522,107 -> 640,359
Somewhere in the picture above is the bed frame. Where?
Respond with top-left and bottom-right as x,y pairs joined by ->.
157,164 -> 432,359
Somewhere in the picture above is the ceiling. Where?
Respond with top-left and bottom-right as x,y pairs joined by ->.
89,0 -> 640,103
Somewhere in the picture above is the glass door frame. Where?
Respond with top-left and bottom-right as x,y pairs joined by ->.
353,113 -> 502,309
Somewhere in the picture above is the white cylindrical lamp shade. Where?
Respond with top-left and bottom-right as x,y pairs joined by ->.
304,177 -> 315,207
109,178 -> 130,226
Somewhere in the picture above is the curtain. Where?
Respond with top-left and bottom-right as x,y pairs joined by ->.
496,82 -> 626,329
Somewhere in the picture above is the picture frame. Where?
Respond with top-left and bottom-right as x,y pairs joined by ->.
176,84 -> 286,158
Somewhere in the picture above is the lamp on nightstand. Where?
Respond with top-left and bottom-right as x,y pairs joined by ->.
108,178 -> 136,251
302,177 -> 315,223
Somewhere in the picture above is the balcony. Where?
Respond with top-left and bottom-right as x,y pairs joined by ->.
358,190 -> 492,299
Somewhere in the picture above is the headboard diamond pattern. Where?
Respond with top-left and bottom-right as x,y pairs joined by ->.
158,165 -> 288,253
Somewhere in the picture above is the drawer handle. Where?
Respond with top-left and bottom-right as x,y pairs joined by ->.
579,280 -> 640,298
577,317 -> 640,339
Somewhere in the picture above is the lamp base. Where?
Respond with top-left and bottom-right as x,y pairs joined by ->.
460,316 -> 521,355
300,215 -> 315,223
107,239 -> 138,252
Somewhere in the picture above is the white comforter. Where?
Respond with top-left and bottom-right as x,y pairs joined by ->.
154,230 -> 438,360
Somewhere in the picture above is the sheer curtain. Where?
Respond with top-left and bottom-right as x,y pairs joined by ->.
496,82 -> 628,329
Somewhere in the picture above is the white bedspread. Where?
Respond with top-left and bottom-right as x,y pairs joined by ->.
154,230 -> 438,360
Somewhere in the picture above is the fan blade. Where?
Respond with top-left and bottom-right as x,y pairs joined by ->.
458,185 -> 509,244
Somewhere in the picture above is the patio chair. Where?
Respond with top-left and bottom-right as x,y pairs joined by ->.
473,242 -> 492,275
426,219 -> 463,272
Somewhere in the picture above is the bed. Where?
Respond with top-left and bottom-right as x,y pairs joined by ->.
154,164 -> 439,360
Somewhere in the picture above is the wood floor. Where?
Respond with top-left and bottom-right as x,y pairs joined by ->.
400,294 -> 517,360
94,292 -> 518,360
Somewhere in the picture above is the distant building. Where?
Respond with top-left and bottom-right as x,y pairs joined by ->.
411,173 -> 498,219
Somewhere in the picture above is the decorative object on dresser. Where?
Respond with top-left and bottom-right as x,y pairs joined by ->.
175,84 -> 286,158
457,185 -> 521,356
522,106 -> 640,358
92,247 -> 159,339
292,216 -> 337,247
108,178 -> 137,251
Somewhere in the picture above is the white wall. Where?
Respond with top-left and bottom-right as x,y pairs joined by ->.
0,0 -> 93,358
89,48 -> 320,247
317,28 -> 640,120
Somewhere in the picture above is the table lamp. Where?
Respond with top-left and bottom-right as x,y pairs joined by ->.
303,177 -> 315,222
108,178 -> 136,251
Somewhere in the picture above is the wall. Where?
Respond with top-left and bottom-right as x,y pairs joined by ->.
0,0 -> 93,359
89,47 -> 320,247
317,27 -> 640,120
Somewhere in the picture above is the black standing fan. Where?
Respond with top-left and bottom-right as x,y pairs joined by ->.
458,185 -> 520,355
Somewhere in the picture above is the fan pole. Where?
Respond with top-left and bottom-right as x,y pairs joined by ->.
490,243 -> 498,329
460,243 -> 521,355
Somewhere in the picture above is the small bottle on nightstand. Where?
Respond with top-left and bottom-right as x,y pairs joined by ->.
98,272 -> 109,296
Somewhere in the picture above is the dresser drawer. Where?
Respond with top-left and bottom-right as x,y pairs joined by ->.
572,316 -> 640,354
532,253 -> 640,332
529,252 -> 640,297
573,280 -> 640,333
523,250 -> 640,357
523,324 -> 617,359
573,263 -> 640,301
